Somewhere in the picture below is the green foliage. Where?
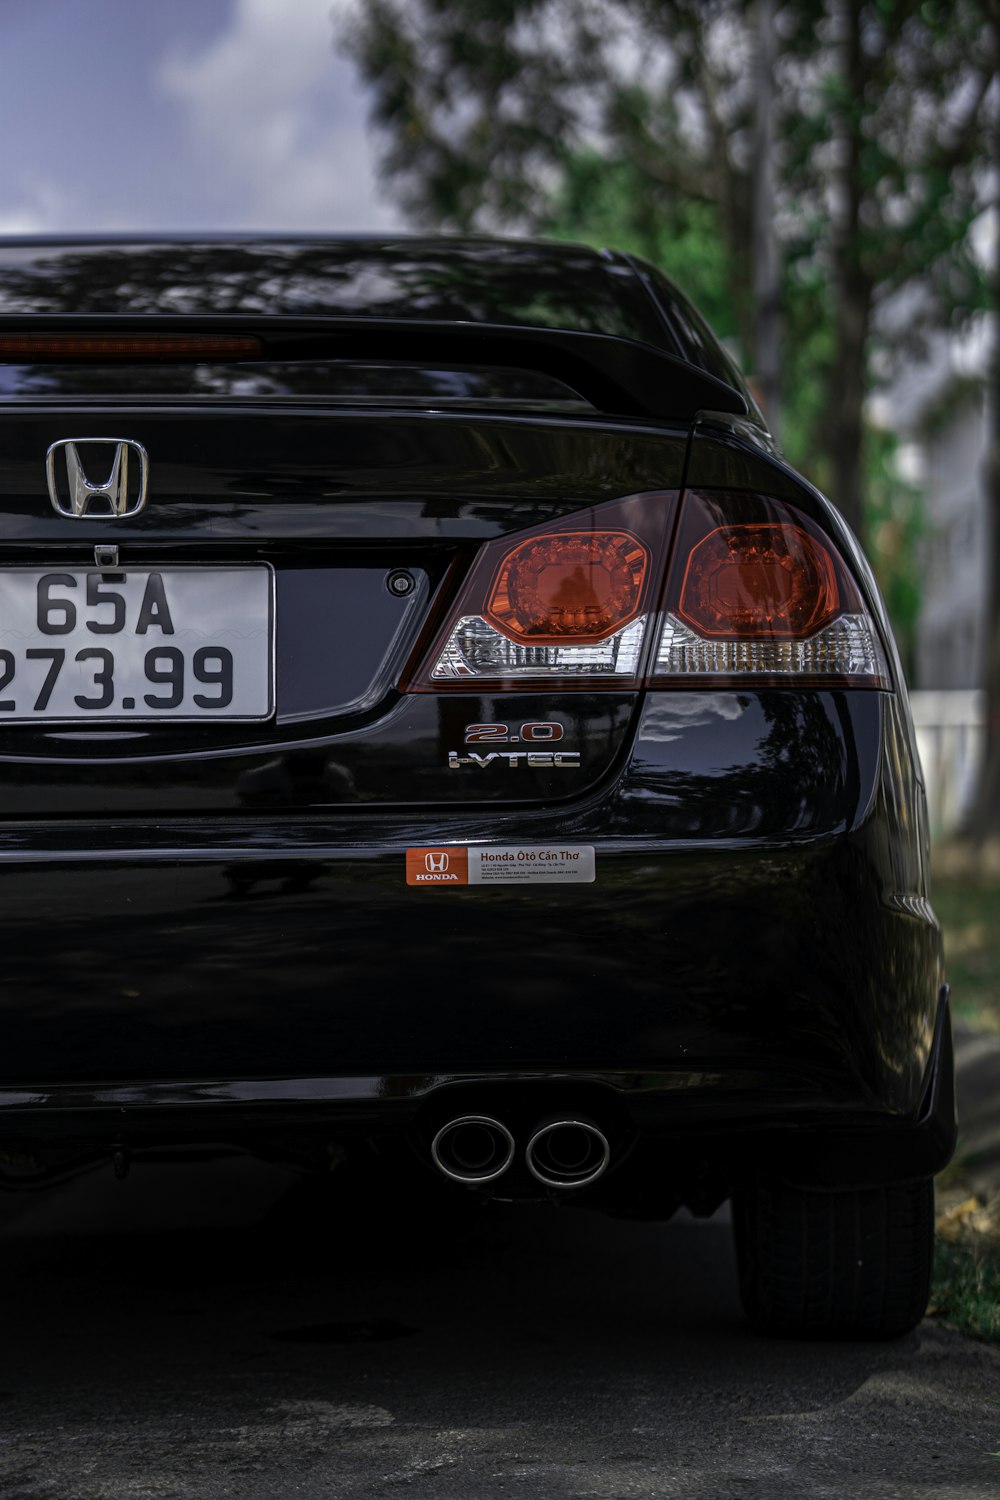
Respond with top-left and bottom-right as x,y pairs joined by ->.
775,264 -> 837,491
931,873 -> 1000,1033
342,0 -> 613,230
543,147 -> 925,654
541,152 -> 739,344
343,0 -> 992,329
777,0 -> 992,311
862,427 -> 928,677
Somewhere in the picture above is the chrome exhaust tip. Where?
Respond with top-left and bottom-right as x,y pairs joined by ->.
525,1118 -> 611,1190
430,1115 -> 516,1185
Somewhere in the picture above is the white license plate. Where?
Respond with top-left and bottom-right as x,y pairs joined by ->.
0,567 -> 273,721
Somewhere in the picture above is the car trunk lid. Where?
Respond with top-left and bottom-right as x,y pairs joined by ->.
0,405 -> 688,816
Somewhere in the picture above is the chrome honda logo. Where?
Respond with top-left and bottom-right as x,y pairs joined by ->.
46,438 -> 149,519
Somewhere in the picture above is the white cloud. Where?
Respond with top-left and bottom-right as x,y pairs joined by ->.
0,208 -> 47,235
157,0 -> 403,231
0,180 -> 73,235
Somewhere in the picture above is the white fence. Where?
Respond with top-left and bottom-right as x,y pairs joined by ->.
909,689 -> 985,837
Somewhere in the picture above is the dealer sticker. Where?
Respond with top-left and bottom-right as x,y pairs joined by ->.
406,846 -> 595,886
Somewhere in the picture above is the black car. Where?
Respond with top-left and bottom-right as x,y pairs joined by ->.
0,235 -> 953,1337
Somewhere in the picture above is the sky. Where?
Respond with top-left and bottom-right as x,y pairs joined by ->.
0,0 -> 405,235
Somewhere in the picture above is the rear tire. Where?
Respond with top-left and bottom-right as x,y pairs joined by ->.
732,1177 -> 934,1339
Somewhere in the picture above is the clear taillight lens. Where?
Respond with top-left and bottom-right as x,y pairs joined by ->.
655,612 -> 889,679
428,613 -> 648,680
651,490 -> 889,686
408,493 -> 677,690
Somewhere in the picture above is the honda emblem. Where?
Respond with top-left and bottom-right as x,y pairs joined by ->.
46,438 -> 149,519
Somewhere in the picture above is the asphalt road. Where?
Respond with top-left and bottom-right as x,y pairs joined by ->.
1,1125 -> 999,1500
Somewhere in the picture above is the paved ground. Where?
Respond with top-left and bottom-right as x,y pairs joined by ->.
1,1036 -> 999,1499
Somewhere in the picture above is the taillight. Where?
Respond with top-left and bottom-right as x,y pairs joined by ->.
652,489 -> 889,687
407,493 -> 677,690
406,487 -> 890,691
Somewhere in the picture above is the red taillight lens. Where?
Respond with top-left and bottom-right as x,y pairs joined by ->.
678,523 -> 839,638
485,530 -> 650,645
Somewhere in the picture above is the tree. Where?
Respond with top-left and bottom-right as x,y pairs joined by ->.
341,0 -> 999,839
779,1 -> 989,535
343,1 -> 988,532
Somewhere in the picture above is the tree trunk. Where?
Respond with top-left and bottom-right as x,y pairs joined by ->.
827,0 -> 870,543
753,0 -> 782,438
828,275 -> 870,542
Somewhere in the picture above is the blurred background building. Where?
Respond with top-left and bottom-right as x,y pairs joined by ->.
873,317 -> 992,832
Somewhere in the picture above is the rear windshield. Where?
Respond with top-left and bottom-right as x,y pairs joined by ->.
0,360 -> 593,409
0,239 -> 664,345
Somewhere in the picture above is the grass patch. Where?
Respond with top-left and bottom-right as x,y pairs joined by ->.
931,1235 -> 1000,1343
932,1171 -> 1000,1342
929,864 -> 1000,1339
931,871 -> 1000,1032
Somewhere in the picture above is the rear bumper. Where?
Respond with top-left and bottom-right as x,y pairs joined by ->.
0,826 -> 938,1085
0,985 -> 955,1192
0,685 -> 949,1190
0,827 -> 948,1178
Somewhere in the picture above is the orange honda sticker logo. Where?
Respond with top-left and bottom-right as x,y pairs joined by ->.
406,847 -> 469,885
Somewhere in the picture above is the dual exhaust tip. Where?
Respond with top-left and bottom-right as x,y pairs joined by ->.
430,1114 -> 611,1190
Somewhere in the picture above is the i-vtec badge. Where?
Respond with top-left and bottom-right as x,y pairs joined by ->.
46,438 -> 149,519
448,750 -> 580,769
448,719 -> 579,769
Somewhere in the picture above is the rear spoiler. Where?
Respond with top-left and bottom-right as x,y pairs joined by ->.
0,315 -> 749,421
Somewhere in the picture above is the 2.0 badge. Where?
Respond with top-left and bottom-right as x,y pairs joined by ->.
448,721 -> 579,769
